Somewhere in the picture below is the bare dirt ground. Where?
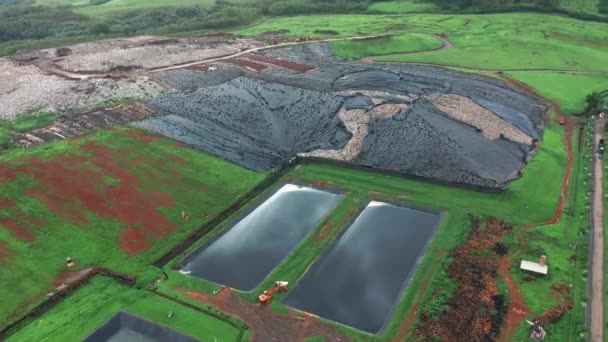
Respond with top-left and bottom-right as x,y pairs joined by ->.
590,118 -> 605,342
174,287 -> 351,342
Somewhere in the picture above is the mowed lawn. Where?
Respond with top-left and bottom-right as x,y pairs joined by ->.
7,277 -> 242,341
331,33 -> 443,59
0,127 -> 265,327
237,13 -> 608,71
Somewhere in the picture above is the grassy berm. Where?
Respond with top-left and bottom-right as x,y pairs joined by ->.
6,277 -> 242,341
0,127 -> 265,327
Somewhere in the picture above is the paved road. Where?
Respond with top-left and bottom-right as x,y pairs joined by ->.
590,118 -> 605,342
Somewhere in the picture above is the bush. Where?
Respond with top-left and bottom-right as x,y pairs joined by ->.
55,46 -> 71,57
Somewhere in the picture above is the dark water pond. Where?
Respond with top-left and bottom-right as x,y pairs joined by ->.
283,201 -> 442,334
180,184 -> 343,291
83,312 -> 198,342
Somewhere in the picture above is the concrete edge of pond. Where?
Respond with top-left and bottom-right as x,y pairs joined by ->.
177,180 -> 347,292
82,311 -> 200,342
282,199 -> 446,335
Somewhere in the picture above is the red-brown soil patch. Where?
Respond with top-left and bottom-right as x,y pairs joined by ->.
0,242 -> 15,264
167,154 -> 188,165
244,54 -> 315,72
226,58 -> 269,72
315,222 -> 335,244
51,268 -> 94,288
174,287 -> 350,342
414,218 -> 512,341
497,255 -> 531,342
124,129 -> 164,144
0,196 -> 36,240
308,180 -> 330,188
0,132 -> 181,256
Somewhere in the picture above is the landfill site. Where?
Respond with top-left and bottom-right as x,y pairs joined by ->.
0,34 -> 548,189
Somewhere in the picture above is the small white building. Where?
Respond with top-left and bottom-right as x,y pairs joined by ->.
520,255 -> 548,275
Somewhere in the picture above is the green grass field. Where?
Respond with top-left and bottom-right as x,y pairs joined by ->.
505,72 -> 608,115
0,127 -> 264,327
366,0 -> 440,13
331,33 -> 442,59
237,13 -> 608,71
6,277 -> 242,341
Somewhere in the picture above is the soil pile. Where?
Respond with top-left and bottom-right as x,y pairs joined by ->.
414,218 -> 512,341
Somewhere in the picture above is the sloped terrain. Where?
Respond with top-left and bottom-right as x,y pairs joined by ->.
134,49 -> 546,189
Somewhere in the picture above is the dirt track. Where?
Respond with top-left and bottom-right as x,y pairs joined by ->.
39,34 -> 392,80
590,118 -> 605,342
174,287 -> 351,342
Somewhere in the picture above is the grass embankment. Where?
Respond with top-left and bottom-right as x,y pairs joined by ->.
6,277 -> 242,341
0,127 -> 265,328
237,13 -> 608,71
505,72 -> 608,114
331,33 -> 442,59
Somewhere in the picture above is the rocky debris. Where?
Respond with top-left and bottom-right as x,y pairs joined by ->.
14,103 -> 157,147
0,58 -> 166,118
53,37 -> 262,73
431,94 -> 533,144
369,103 -> 409,119
299,108 -> 369,161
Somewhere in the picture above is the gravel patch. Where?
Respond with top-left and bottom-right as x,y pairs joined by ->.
54,37 -> 262,73
0,58 -> 166,118
431,94 -> 533,144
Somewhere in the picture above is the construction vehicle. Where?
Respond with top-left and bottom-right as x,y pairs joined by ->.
258,281 -> 288,304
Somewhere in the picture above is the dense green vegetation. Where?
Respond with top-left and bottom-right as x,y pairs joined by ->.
1,0 -> 606,56
331,33 -> 442,59
6,277 -> 242,341
0,127 -> 264,327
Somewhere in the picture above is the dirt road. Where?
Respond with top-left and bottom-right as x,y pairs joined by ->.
590,118 -> 605,342
40,34 -> 393,80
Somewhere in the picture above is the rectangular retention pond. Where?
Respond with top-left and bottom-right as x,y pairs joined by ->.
83,312 -> 199,342
284,201 -> 443,334
180,183 -> 343,291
